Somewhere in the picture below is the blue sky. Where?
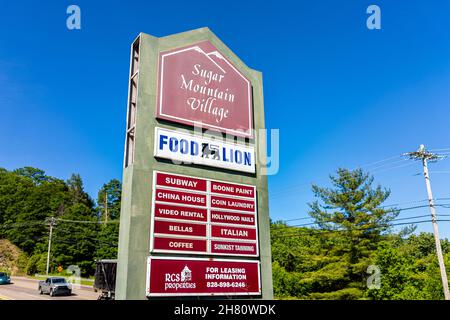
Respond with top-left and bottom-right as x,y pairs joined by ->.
1,1 -> 450,237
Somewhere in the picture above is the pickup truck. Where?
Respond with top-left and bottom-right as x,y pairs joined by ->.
38,277 -> 72,296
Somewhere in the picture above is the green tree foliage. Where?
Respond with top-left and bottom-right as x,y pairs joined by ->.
97,179 -> 121,221
270,168 -> 450,300
94,223 -> 120,261
25,252 -> 48,275
67,173 -> 94,208
0,168 -> 71,253
51,204 -> 100,276
0,167 -> 121,276
271,222 -> 326,298
271,223 -> 450,300
13,167 -> 48,185
367,233 -> 450,300
94,179 -> 122,260
2,165 -> 449,297
305,168 -> 399,299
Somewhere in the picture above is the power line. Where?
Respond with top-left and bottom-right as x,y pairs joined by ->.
354,155 -> 402,170
271,154 -> 405,197
271,160 -> 416,199
370,161 -> 417,175
389,214 -> 431,222
277,202 -> 450,224
381,198 -> 433,208
271,219 -> 450,239
360,158 -> 407,172
282,217 -> 312,222
274,198 -> 450,222
55,218 -> 119,224
278,214 -> 438,229
272,148 -> 450,200
0,220 -> 47,229
429,148 -> 450,152
0,218 -> 120,232
53,227 -> 118,246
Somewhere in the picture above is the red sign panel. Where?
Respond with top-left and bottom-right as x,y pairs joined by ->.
154,203 -> 207,222
211,181 -> 255,198
211,240 -> 257,255
147,257 -> 261,296
151,171 -> 258,257
210,195 -> 255,212
156,172 -> 207,192
210,210 -> 256,226
155,188 -> 207,207
154,220 -> 207,237
157,41 -> 253,138
153,237 -> 207,253
211,225 -> 257,240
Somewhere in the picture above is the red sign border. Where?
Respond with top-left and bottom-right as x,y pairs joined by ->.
154,203 -> 208,223
154,188 -> 208,206
156,171 -> 208,192
149,171 -> 259,257
153,219 -> 208,238
156,41 -> 254,138
153,236 -> 208,254
145,256 -> 261,297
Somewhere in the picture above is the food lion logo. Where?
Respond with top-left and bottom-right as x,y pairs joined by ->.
201,143 -> 220,160
164,265 -> 196,291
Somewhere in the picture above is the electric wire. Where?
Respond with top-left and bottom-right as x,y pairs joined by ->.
277,202 -> 450,224
271,220 -> 450,239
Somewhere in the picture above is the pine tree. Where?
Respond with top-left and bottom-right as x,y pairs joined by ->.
97,179 -> 121,222
306,168 -> 399,299
67,173 -> 94,207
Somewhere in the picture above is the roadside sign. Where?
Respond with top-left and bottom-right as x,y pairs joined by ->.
156,40 -> 253,138
146,256 -> 261,297
150,171 -> 258,257
154,127 -> 256,174
116,29 -> 272,299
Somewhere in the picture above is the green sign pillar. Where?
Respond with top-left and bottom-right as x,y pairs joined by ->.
116,27 -> 273,300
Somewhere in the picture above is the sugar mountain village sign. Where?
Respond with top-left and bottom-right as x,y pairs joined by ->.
156,40 -> 253,138
116,28 -> 273,299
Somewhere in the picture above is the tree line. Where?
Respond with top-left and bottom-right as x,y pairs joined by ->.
271,168 -> 450,299
0,167 -> 120,276
1,166 -> 449,298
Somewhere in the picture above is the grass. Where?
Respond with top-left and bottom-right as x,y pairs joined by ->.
31,274 -> 95,287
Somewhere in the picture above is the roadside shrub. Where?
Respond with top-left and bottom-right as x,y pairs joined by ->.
25,253 -> 47,275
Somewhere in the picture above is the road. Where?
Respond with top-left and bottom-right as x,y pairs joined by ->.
0,276 -> 99,300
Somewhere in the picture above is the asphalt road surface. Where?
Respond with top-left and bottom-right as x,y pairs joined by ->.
0,276 -> 99,300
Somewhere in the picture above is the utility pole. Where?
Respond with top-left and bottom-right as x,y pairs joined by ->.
46,217 -> 56,276
403,144 -> 450,300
